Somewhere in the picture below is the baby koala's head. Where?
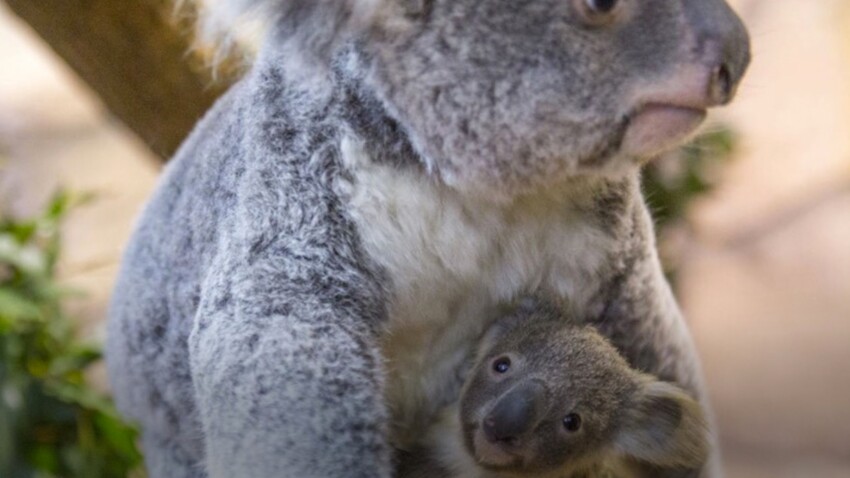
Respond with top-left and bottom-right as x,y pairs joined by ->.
458,299 -> 707,476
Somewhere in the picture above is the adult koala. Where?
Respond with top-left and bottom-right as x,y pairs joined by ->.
106,1 -> 749,477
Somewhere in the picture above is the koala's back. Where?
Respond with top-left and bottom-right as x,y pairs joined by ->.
106,78 -> 252,455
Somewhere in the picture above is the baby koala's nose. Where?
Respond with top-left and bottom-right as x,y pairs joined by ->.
483,381 -> 546,444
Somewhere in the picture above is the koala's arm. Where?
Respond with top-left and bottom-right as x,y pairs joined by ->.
191,293 -> 390,478
592,219 -> 704,392
188,146 -> 392,477
588,187 -> 720,478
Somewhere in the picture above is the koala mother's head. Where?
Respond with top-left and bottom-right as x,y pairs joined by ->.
207,0 -> 750,197
364,0 -> 750,197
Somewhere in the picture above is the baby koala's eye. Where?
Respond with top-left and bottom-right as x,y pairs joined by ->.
562,413 -> 582,432
492,357 -> 511,374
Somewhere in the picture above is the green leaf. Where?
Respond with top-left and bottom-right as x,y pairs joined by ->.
48,346 -> 102,377
93,413 -> 142,464
1,189 -> 144,477
26,444 -> 60,474
43,382 -> 115,414
1,219 -> 37,244
0,289 -> 42,322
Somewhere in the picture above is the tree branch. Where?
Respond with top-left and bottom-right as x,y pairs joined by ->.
3,0 -> 234,159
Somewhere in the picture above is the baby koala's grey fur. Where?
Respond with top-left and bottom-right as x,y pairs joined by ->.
106,1 -> 749,477
396,299 -> 708,478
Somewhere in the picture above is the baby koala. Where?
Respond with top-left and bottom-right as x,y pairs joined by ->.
397,299 -> 708,478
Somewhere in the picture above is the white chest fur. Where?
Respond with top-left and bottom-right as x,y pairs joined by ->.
339,136 -> 615,446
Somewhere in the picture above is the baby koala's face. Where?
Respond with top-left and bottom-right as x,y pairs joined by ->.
458,302 -> 707,476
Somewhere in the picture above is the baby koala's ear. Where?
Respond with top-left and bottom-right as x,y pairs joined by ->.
477,308 -> 523,355
613,380 -> 709,469
479,297 -> 555,349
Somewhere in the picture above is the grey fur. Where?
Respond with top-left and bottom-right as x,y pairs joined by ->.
106,1 -> 749,477
364,0 -> 749,196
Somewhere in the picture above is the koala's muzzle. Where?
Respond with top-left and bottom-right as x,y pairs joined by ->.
622,0 -> 750,159
482,381 -> 547,444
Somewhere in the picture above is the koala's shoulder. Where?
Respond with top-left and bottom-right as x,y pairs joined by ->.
126,59 -> 351,284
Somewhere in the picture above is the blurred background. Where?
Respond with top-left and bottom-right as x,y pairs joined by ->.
0,0 -> 848,476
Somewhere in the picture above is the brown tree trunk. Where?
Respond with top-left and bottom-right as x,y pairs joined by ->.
3,0 -> 234,160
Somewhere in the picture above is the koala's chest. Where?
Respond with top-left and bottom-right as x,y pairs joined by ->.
340,138 -> 614,445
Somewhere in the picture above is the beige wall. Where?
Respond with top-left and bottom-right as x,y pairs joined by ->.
684,0 -> 850,474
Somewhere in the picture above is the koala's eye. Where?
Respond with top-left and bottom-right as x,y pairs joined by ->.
585,0 -> 618,13
562,413 -> 582,432
574,0 -> 622,26
492,357 -> 511,374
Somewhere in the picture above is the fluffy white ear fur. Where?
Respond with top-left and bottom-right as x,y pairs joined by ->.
186,0 -> 281,46
614,380 -> 709,469
183,0 -> 383,62
168,0 -> 259,71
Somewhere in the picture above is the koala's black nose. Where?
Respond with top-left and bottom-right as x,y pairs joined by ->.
710,62 -> 733,105
702,36 -> 748,106
683,0 -> 751,105
483,382 -> 546,444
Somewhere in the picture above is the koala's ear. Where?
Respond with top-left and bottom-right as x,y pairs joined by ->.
613,380 -> 709,469
477,309 -> 522,355
477,296 -> 565,359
